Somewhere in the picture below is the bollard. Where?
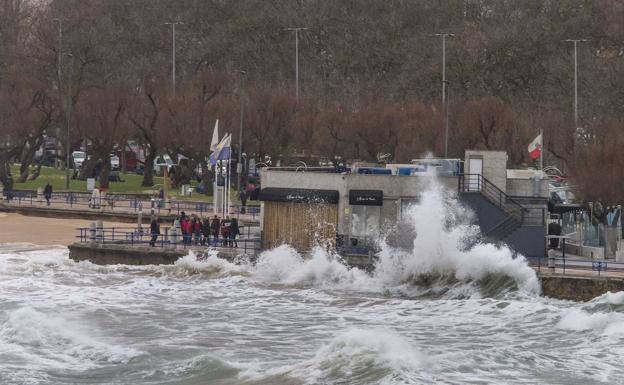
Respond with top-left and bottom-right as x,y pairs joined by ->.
36,187 -> 44,206
100,190 -> 107,211
96,220 -> 104,242
137,210 -> 143,233
170,197 -> 176,215
89,222 -> 96,242
170,226 -> 178,248
547,249 -> 555,273
165,198 -> 171,215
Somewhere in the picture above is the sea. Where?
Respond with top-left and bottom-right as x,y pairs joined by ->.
1,182 -> 624,385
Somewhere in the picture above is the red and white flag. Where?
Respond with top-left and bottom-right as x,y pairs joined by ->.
528,133 -> 542,160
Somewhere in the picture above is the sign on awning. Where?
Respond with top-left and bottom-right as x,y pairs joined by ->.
259,187 -> 339,204
349,190 -> 383,206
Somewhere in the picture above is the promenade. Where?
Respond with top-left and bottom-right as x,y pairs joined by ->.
0,191 -> 260,224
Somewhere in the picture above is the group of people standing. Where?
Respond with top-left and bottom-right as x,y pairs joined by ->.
177,212 -> 240,247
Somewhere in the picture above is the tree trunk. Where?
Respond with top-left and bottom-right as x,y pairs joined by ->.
79,157 -> 98,180
29,163 -> 42,181
0,158 -> 10,186
18,162 -> 29,183
142,151 -> 157,187
17,141 -> 41,182
98,156 -> 111,189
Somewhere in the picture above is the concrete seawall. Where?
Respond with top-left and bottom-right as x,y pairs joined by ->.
539,273 -> 624,301
68,242 -> 250,265
0,204 -> 175,223
68,242 -> 374,270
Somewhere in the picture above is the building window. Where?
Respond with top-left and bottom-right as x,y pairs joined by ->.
400,198 -> 419,219
350,205 -> 381,238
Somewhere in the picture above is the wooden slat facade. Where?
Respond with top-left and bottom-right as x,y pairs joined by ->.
263,201 -> 338,250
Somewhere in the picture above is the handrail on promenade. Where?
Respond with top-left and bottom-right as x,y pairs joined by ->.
526,254 -> 624,277
3,190 -> 261,220
75,225 -> 262,255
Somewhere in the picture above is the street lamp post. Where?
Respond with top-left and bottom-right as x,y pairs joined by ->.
65,53 -> 74,190
563,39 -> 587,144
165,21 -> 183,98
285,27 -> 309,100
237,70 -> 246,192
435,33 -> 454,158
53,18 -> 62,91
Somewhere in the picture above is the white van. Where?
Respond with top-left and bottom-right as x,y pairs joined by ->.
153,154 -> 174,174
72,151 -> 86,168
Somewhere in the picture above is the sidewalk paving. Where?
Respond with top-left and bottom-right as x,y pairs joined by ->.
1,197 -> 260,224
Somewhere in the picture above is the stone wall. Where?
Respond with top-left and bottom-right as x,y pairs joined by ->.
507,178 -> 549,198
68,242 -> 245,265
69,242 -> 185,265
540,273 -> 624,301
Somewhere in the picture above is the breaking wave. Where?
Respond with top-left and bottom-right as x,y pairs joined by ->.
0,307 -> 141,371
239,328 -> 433,385
558,308 -> 624,335
251,178 -> 540,297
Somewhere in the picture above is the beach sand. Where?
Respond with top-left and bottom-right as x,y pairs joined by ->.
0,212 -> 131,246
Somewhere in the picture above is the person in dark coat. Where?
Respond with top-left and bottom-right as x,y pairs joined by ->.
150,218 -> 161,247
210,215 -> 220,246
548,221 -> 562,249
201,217 -> 211,245
3,173 -> 13,202
230,218 -> 240,248
43,183 -> 53,206
239,189 -> 247,214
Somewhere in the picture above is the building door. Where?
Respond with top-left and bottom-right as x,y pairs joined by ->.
262,201 -> 338,250
468,157 -> 483,191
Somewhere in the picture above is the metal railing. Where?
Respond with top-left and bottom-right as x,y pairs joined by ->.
458,173 -> 527,222
459,173 -> 531,239
2,190 -> 261,220
527,255 -> 624,276
76,225 -> 262,255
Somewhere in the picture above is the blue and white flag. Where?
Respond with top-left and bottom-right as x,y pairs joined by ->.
210,120 -> 219,152
209,133 -> 231,166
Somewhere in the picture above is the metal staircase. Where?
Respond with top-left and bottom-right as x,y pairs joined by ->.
458,174 -> 527,240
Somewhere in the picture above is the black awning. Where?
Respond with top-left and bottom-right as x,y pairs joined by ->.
259,187 -> 339,204
349,189 -> 383,206
550,203 -> 583,214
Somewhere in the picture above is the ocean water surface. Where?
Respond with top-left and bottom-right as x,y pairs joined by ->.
1,183 -> 623,384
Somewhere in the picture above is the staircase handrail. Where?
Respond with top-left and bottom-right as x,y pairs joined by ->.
485,215 -> 519,238
458,173 -> 527,221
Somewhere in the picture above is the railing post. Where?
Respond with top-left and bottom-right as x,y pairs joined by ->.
96,220 -> 103,243
90,222 -> 96,242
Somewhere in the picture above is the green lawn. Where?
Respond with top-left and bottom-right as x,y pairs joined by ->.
7,164 -> 251,203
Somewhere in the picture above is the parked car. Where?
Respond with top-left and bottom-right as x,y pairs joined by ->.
110,154 -> 120,170
153,154 -> 174,175
72,151 -> 86,168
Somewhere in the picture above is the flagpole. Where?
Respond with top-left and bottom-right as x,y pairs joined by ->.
227,145 -> 232,216
213,162 -> 217,216
539,128 -> 543,177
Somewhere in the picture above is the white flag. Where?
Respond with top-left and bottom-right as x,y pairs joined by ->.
210,119 -> 220,152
